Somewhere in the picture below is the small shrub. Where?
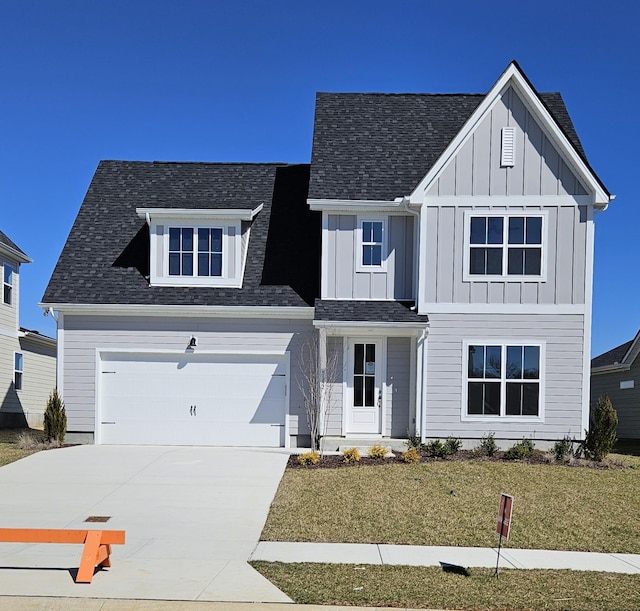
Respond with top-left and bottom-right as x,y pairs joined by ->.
476,432 -> 498,457
406,433 -> 422,449
423,439 -> 445,458
401,447 -> 421,463
503,438 -> 535,460
367,445 -> 388,460
342,447 -> 361,463
443,436 -> 462,456
584,394 -> 618,462
44,389 -> 67,444
297,451 -> 320,465
553,436 -> 573,461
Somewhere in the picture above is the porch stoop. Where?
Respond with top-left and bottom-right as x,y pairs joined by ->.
320,437 -> 409,453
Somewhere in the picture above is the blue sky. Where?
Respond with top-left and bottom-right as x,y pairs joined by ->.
1,0 -> 638,356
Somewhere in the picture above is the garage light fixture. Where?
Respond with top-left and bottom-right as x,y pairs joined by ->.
187,336 -> 198,350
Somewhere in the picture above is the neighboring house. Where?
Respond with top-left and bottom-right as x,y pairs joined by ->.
41,61 -> 612,449
591,331 -> 640,439
1,231 -> 56,428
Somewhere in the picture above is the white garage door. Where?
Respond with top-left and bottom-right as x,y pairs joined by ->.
98,353 -> 288,446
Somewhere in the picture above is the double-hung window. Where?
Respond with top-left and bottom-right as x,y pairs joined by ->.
14,352 -> 23,391
169,227 -> 223,277
359,219 -> 386,269
466,342 -> 542,419
3,262 -> 13,305
468,214 -> 543,278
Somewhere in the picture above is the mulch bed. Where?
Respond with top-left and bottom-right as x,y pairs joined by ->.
287,449 -> 620,470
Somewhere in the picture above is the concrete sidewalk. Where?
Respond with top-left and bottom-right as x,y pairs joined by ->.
251,541 -> 640,574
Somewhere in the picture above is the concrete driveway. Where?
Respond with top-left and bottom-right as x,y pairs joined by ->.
0,445 -> 292,602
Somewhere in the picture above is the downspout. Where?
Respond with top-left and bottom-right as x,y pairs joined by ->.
401,196 -> 420,307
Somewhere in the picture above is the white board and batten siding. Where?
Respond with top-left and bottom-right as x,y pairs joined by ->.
61,314 -> 315,446
425,312 -> 585,441
324,215 -> 414,300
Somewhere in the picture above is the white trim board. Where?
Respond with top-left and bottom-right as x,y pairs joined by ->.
420,303 -> 586,315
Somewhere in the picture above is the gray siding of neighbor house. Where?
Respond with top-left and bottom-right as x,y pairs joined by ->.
423,203 -> 589,306
325,214 -> 414,300
386,336 -> 411,437
425,312 -> 585,441
425,86 -> 588,198
0,334 -> 56,428
16,338 -> 57,428
0,264 -> 19,332
591,358 -> 640,439
61,314 -> 314,441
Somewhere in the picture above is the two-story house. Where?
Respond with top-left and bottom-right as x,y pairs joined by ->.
1,231 -> 56,428
41,62 -> 611,448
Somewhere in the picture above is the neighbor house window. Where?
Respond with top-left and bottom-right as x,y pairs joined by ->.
468,215 -> 543,277
169,227 -> 223,277
358,219 -> 386,269
3,262 -> 13,305
14,352 -> 23,390
466,343 -> 541,418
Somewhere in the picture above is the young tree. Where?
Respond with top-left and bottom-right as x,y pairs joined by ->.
296,330 -> 340,452
584,394 -> 618,461
44,388 -> 67,444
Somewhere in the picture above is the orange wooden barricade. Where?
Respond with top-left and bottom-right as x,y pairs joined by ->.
0,528 -> 126,583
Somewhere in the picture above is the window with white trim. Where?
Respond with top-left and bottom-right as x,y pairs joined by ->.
359,219 -> 386,269
468,214 -> 543,277
467,343 -> 541,417
3,262 -> 13,305
14,352 -> 23,390
168,226 -> 225,278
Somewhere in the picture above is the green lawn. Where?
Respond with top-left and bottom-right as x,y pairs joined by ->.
252,562 -> 640,611
262,457 -> 640,553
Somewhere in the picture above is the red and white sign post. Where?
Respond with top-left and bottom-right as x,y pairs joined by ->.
495,493 -> 513,577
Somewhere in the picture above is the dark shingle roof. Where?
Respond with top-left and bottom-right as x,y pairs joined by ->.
309,92 -> 590,201
42,162 -> 320,307
314,300 -> 428,324
591,336 -> 637,368
0,230 -> 29,260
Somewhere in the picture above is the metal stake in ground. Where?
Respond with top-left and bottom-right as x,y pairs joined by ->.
495,493 -> 514,578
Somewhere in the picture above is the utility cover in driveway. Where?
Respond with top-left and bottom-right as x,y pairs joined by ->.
99,353 -> 288,446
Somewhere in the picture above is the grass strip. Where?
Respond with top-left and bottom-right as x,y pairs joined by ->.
0,429 -> 38,467
252,561 -> 640,611
262,460 -> 640,553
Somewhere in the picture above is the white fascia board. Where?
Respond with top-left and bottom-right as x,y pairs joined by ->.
313,320 -> 428,336
620,330 -> 640,364
422,195 -> 593,208
308,198 -> 404,213
422,303 -> 586,315
409,62 -> 612,208
38,303 -> 315,319
0,243 -> 32,264
18,331 -> 56,348
137,205 -> 263,222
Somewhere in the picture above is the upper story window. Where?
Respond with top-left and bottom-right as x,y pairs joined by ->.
465,342 -> 542,420
466,213 -> 544,280
3,262 -> 13,305
168,227 -> 224,277
138,206 -> 262,289
14,352 -> 23,390
358,218 -> 387,271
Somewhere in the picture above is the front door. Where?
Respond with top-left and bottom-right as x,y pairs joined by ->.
347,339 -> 382,435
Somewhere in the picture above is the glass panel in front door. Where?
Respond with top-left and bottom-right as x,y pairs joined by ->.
354,343 -> 376,407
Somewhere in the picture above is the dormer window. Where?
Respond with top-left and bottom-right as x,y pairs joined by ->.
168,227 -> 224,277
138,206 -> 262,288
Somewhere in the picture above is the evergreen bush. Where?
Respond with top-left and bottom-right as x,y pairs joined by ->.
584,394 -> 618,461
44,389 -> 67,444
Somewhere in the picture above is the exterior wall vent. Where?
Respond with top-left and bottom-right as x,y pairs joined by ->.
501,127 -> 516,167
